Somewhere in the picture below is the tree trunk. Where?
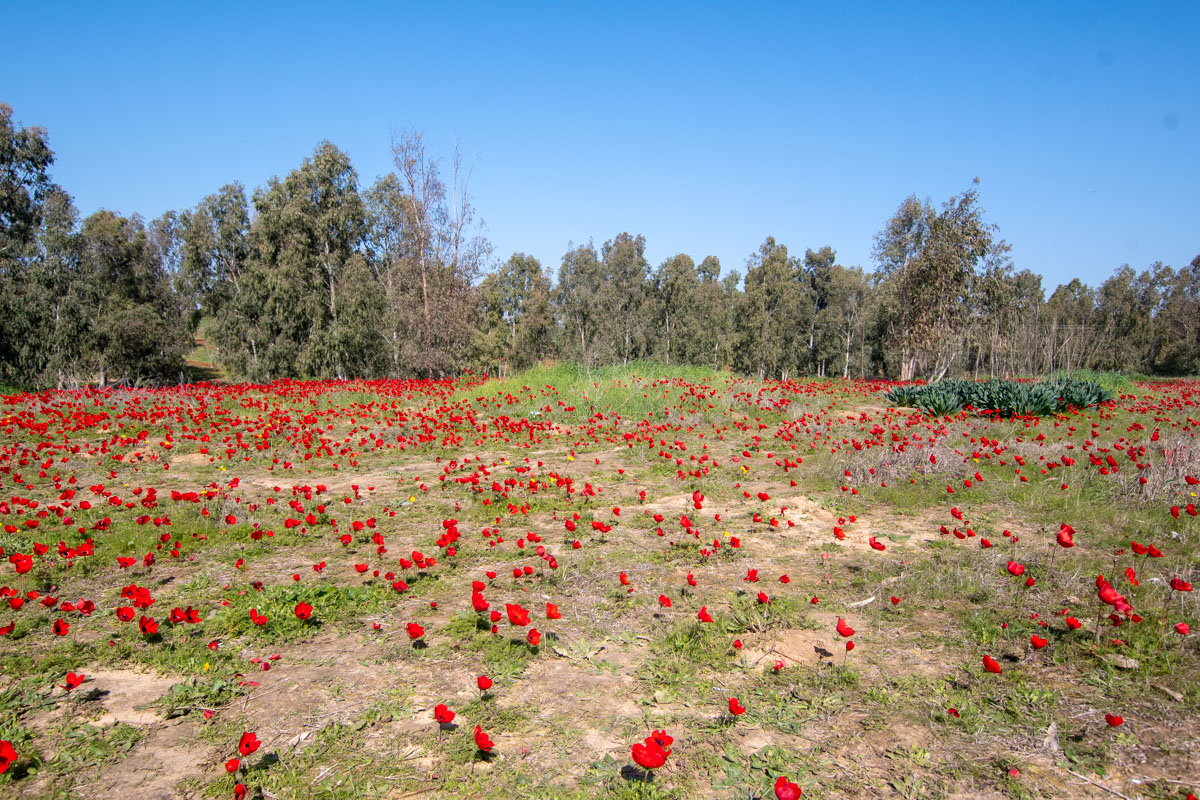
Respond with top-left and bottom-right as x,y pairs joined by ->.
843,327 -> 851,379
664,309 -> 670,365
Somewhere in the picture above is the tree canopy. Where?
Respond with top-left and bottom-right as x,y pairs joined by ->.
2,103 -> 1197,388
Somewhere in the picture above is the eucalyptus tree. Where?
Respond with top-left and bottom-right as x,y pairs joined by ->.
556,241 -> 605,364
653,253 -> 701,364
736,237 -> 809,379
225,141 -> 383,380
598,232 -> 653,364
1154,255 -> 1200,374
385,129 -> 487,377
0,103 -> 57,385
803,245 -> 836,373
77,210 -> 189,385
813,263 -> 870,378
873,181 -> 1003,381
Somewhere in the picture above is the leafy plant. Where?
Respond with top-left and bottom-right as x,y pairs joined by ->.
886,377 -> 1113,417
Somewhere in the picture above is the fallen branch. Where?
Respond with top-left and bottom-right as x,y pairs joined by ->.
1065,769 -> 1134,800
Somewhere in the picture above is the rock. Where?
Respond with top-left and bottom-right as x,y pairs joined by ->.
1103,654 -> 1139,670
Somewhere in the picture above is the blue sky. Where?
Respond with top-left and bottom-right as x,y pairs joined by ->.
5,1 -> 1197,289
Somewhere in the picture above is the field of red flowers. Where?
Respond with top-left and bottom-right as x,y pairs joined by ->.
0,366 -> 1196,800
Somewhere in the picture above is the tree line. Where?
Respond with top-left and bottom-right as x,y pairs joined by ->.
1,102 -> 1197,389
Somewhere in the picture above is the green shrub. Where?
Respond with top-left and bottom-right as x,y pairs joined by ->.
886,377 -> 1113,417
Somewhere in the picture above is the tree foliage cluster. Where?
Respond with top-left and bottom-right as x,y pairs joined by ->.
1,103 -> 1197,388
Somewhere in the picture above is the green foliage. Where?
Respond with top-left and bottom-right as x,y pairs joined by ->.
4,100 -> 1198,384
155,676 -> 245,718
735,237 -> 811,379
454,359 -> 735,425
886,376 -> 1114,416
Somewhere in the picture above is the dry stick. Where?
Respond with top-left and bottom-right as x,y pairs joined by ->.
1158,778 -> 1200,789
1015,583 -> 1029,627
311,765 -> 335,785
1064,769 -> 1134,800
242,684 -> 284,711
1045,535 -> 1058,588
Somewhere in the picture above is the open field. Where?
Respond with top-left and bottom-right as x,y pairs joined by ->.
0,364 -> 1196,799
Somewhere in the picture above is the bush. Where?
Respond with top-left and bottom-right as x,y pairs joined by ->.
885,377 -> 1113,417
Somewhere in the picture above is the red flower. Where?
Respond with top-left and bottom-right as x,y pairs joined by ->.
728,697 -> 746,715
406,622 -> 425,640
982,654 -> 1002,674
61,672 -> 85,692
545,603 -> 561,620
835,617 -> 855,638
474,725 -> 495,751
52,618 -> 69,636
774,775 -> 802,800
631,736 -> 670,770
1105,713 -> 1124,727
527,628 -> 541,646
0,740 -> 16,774
225,757 -> 240,772
1030,635 -> 1048,649
238,731 -> 261,757
505,603 -> 531,626
1056,525 -> 1075,548
697,606 -> 714,623
434,703 -> 455,724
477,675 -> 493,692
294,601 -> 313,620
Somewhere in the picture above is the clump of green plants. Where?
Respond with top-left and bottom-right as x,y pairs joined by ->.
885,377 -> 1113,417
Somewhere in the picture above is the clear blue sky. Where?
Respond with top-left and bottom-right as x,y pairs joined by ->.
5,1 -> 1197,289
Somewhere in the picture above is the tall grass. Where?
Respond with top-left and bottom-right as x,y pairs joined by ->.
455,360 -> 740,423
1046,369 -> 1149,393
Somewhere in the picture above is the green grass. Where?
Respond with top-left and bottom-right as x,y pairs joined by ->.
0,366 -> 1195,800
452,360 -> 739,424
